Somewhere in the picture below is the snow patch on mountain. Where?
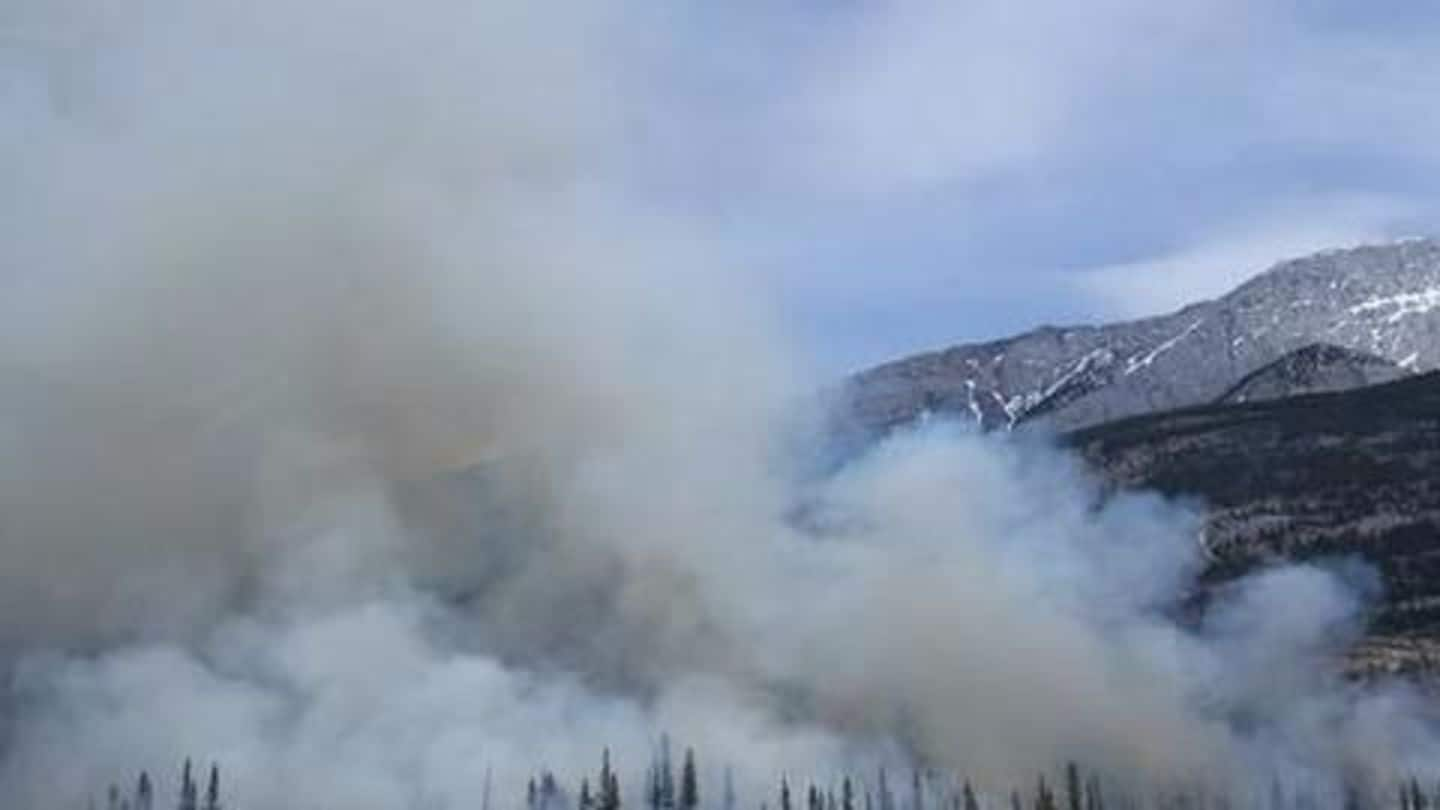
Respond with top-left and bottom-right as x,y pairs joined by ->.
1347,286 -> 1440,324
1124,320 -> 1204,376
846,238 -> 1440,434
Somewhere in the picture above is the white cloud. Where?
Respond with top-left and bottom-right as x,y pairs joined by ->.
788,0 -> 1254,195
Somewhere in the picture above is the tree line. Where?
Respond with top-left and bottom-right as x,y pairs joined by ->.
89,742 -> 1436,810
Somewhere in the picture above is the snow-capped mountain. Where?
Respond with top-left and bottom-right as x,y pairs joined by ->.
845,238 -> 1440,434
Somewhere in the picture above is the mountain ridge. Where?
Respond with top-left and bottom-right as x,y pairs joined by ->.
1215,342 -> 1406,404
845,238 -> 1440,435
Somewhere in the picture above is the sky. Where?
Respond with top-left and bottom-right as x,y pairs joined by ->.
4,1 -> 1440,375
621,1 -> 1440,373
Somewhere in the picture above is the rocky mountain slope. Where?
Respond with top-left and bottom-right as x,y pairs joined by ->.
1215,342 -> 1406,404
1068,370 -> 1440,677
845,239 -> 1440,435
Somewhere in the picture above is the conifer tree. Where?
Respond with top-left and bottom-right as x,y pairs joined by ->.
108,784 -> 121,810
600,750 -> 622,810
962,782 -> 979,810
1010,790 -> 1022,810
723,766 -> 737,810
680,749 -> 699,810
1034,776 -> 1057,810
781,777 -> 793,810
179,759 -> 198,810
136,772 -> 154,810
659,736 -> 676,810
202,765 -> 220,810
581,779 -> 595,810
1065,763 -> 1082,810
879,769 -> 894,810
541,772 -> 560,810
809,784 -> 822,810
844,777 -> 856,810
912,771 -> 925,810
529,777 -> 539,810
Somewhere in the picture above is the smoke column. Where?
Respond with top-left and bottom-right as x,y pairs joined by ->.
0,2 -> 1435,809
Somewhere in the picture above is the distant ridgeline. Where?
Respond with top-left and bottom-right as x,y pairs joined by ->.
92,747 -> 1440,810
844,240 -> 1440,436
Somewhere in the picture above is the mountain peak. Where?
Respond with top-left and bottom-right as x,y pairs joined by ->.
846,237 -> 1440,435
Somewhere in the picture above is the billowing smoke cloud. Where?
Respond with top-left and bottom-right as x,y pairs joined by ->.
0,2 -> 1436,809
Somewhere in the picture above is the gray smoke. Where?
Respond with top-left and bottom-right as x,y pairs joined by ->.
0,2 -> 1435,809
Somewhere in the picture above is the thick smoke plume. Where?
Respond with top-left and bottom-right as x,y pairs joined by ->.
0,2 -> 1435,809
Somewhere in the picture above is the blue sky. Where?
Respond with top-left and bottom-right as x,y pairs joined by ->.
632,1 -> 1440,373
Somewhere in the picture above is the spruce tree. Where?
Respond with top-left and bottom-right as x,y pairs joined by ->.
659,736 -> 676,810
878,769 -> 894,810
540,772 -> 560,810
1034,776 -> 1057,810
809,784 -> 822,810
962,782 -> 979,810
1065,764 -> 1082,810
582,779 -> 595,810
843,777 -> 856,810
600,750 -> 621,810
203,765 -> 220,810
781,777 -> 793,810
179,760 -> 198,810
649,766 -> 663,810
680,749 -> 699,810
723,767 -> 737,810
136,772 -> 153,810
912,771 -> 925,810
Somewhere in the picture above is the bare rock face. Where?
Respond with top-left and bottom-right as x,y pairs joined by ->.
845,239 -> 1440,436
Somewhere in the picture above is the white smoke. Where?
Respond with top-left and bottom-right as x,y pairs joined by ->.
0,2 -> 1435,809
